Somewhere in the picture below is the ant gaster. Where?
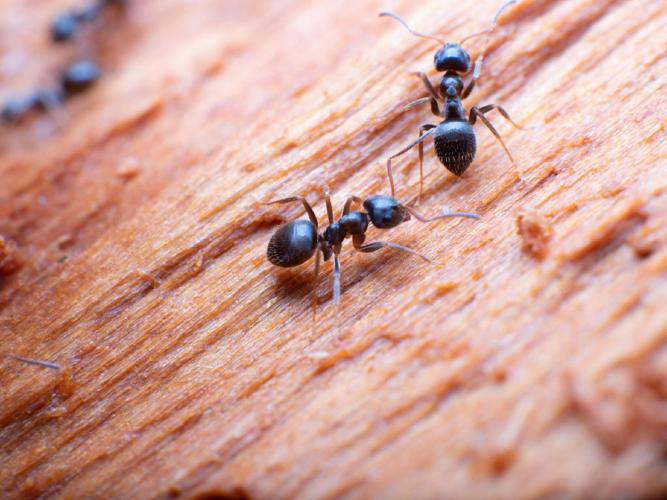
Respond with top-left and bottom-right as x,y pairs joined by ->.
380,1 -> 522,199
266,191 -> 478,308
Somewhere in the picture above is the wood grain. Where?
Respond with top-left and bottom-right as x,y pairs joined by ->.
1,0 -> 666,498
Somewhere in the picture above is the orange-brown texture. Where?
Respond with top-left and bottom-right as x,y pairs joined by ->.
1,0 -> 666,498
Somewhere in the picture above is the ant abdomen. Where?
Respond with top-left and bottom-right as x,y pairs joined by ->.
434,121 -> 477,176
267,220 -> 317,267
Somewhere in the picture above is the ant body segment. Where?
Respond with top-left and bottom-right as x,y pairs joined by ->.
266,192 -> 478,308
380,1 -> 522,199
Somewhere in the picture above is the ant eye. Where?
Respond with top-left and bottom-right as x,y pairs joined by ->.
363,196 -> 410,229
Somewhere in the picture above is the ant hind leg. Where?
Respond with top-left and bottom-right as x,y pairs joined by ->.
386,126 -> 436,197
470,107 -> 521,179
477,103 -> 523,129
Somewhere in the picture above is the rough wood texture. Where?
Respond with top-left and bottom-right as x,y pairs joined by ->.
1,0 -> 666,498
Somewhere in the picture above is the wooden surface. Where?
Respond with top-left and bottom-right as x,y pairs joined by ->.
1,0 -> 666,498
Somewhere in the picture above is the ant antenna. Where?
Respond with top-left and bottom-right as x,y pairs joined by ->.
459,0 -> 516,46
406,207 -> 481,222
379,12 -> 445,45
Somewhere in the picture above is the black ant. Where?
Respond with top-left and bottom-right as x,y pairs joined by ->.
1,89 -> 63,124
51,0 -> 127,43
380,0 -> 522,199
266,191 -> 478,309
1,59 -> 100,125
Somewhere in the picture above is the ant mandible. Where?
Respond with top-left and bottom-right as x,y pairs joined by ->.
266,191 -> 478,309
380,1 -> 522,199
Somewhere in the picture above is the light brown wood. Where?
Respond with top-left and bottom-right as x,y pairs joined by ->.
1,0 -> 666,498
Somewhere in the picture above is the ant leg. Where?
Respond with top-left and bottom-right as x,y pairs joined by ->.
403,96 -> 441,117
386,126 -> 437,196
460,0 -> 517,99
470,107 -> 519,175
418,124 -> 437,204
332,253 -> 341,309
477,104 -> 523,129
324,188 -> 334,224
462,57 -> 482,99
311,249 -> 321,327
355,241 -> 431,263
413,72 -> 440,101
266,196 -> 318,228
412,72 -> 442,117
343,196 -> 363,215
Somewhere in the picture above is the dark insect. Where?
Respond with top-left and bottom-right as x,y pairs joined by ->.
60,59 -> 102,96
380,1 -> 522,199
266,191 -> 478,309
51,0 -> 127,43
1,59 -> 100,125
1,89 -> 64,124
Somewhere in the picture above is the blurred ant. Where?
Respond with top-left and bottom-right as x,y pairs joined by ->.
380,1 -> 522,199
266,191 -> 478,310
52,0 -> 127,43
1,59 -> 100,125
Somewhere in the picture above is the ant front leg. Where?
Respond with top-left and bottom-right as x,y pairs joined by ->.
386,126 -> 437,197
469,106 -> 520,178
412,72 -> 442,116
266,196 -> 318,228
343,196 -> 363,216
462,57 -> 483,99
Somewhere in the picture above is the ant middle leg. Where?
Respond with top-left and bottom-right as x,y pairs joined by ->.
386,125 -> 436,197
403,96 -> 441,117
469,107 -> 519,177
266,196 -> 318,228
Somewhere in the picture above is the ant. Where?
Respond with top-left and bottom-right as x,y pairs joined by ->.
1,59 -> 100,125
51,0 -> 127,43
266,191 -> 478,309
380,0 -> 522,199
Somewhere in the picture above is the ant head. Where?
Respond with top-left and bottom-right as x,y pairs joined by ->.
363,196 -> 410,229
434,43 -> 471,73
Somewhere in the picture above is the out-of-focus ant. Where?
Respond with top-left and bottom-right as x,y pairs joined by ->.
51,0 -> 127,43
380,1 -> 522,199
1,59 -> 100,125
266,191 -> 478,310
